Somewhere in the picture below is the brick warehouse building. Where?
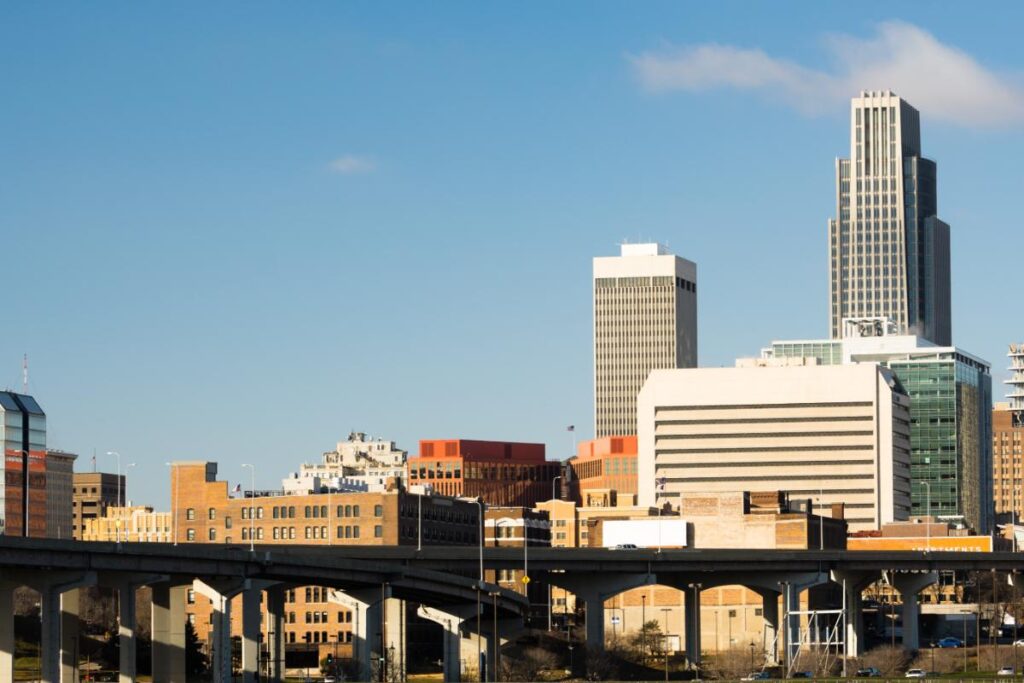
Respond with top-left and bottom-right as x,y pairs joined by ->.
171,461 -> 480,657
568,435 -> 638,504
407,439 -> 561,506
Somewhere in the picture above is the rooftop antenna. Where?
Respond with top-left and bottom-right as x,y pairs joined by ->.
22,354 -> 28,394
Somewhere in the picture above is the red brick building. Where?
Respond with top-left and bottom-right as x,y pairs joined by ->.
407,439 -> 560,506
568,435 -> 638,504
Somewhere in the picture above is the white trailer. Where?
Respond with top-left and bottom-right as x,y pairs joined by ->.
602,518 -> 688,549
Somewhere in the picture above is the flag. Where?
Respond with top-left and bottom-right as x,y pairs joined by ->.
567,425 -> 575,432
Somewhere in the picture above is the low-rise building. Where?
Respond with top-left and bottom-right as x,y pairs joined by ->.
408,439 -> 561,506
45,449 -> 76,539
171,460 -> 480,651
72,472 -> 123,540
81,505 -> 172,543
569,435 -> 638,504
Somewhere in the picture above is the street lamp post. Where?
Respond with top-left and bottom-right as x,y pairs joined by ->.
819,484 -> 824,550
124,462 -> 136,541
107,451 -> 121,543
16,449 -> 29,537
661,607 -> 671,683
641,593 -> 647,663
417,491 -> 423,552
476,498 -> 484,682
242,464 -> 255,552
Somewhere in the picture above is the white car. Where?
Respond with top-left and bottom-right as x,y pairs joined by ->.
905,669 -> 926,679
999,667 -> 1015,676
1015,639 -> 1024,647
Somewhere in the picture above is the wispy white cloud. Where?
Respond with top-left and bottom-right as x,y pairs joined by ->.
329,155 -> 377,174
629,21 -> 1024,127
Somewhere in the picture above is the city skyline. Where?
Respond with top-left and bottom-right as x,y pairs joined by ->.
3,5 -> 1024,509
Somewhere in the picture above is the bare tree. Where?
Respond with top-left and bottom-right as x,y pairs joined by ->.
707,645 -> 758,680
499,646 -> 560,682
13,587 -> 39,616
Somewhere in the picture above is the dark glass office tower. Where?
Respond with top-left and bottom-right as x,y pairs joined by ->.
829,91 -> 951,346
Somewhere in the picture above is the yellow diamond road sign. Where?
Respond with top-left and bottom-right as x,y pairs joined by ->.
521,575 -> 530,585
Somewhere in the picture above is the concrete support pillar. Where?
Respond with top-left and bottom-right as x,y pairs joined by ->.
331,587 -> 388,683
194,579 -> 237,683
756,589 -> 779,664
151,583 -> 187,683
684,587 -> 702,666
40,584 -> 62,683
117,582 -> 138,683
891,572 -> 937,651
266,586 -> 287,683
579,593 -> 605,651
0,583 -> 12,683
830,570 -> 878,663
384,597 -> 406,681
417,605 -> 474,683
60,588 -> 81,683
780,582 -> 801,673
553,573 -> 654,655
241,588 -> 261,683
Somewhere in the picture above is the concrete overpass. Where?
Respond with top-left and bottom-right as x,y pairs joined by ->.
0,538 -> 526,683
3,539 -> 1022,682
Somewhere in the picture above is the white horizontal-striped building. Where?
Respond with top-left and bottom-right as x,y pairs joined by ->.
637,361 -> 912,532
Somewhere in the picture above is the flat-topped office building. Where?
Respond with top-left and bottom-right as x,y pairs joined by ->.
594,243 -> 697,438
637,361 -> 912,532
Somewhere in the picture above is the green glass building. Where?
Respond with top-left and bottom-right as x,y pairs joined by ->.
764,334 -> 992,532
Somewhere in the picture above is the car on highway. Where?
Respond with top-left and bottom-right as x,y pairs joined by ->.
611,543 -> 638,550
855,667 -> 882,677
936,636 -> 963,648
905,669 -> 927,678
740,672 -> 771,680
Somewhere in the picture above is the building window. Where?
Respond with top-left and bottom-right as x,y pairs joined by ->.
188,613 -> 195,625
208,508 -> 216,520
288,506 -> 296,519
225,517 -> 233,529
186,508 -> 195,521
186,529 -> 195,541
256,507 -> 264,519
374,525 -> 383,538
374,505 -> 383,517
187,589 -> 195,604
208,528 -> 216,541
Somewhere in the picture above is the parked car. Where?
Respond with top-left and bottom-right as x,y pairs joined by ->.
856,667 -> 882,677
999,667 -> 1016,677
792,672 -> 813,678
1014,639 -> 1024,647
936,636 -> 963,648
740,672 -> 772,680
905,669 -> 927,678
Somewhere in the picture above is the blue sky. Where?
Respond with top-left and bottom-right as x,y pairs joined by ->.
2,3 -> 1022,508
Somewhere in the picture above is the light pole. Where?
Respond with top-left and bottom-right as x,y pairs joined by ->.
417,491 -> 423,552
641,593 -> 647,662
476,498 -> 484,682
107,451 -> 121,543
124,462 -> 136,541
242,464 -> 255,552
165,462 -> 179,545
962,609 -> 970,673
661,607 -> 671,683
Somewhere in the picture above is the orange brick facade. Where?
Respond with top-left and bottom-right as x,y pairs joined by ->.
408,439 -> 561,506
568,435 -> 638,502
171,462 -> 480,649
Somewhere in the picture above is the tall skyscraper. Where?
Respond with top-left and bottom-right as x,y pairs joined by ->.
593,243 -> 697,438
829,91 -> 951,346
